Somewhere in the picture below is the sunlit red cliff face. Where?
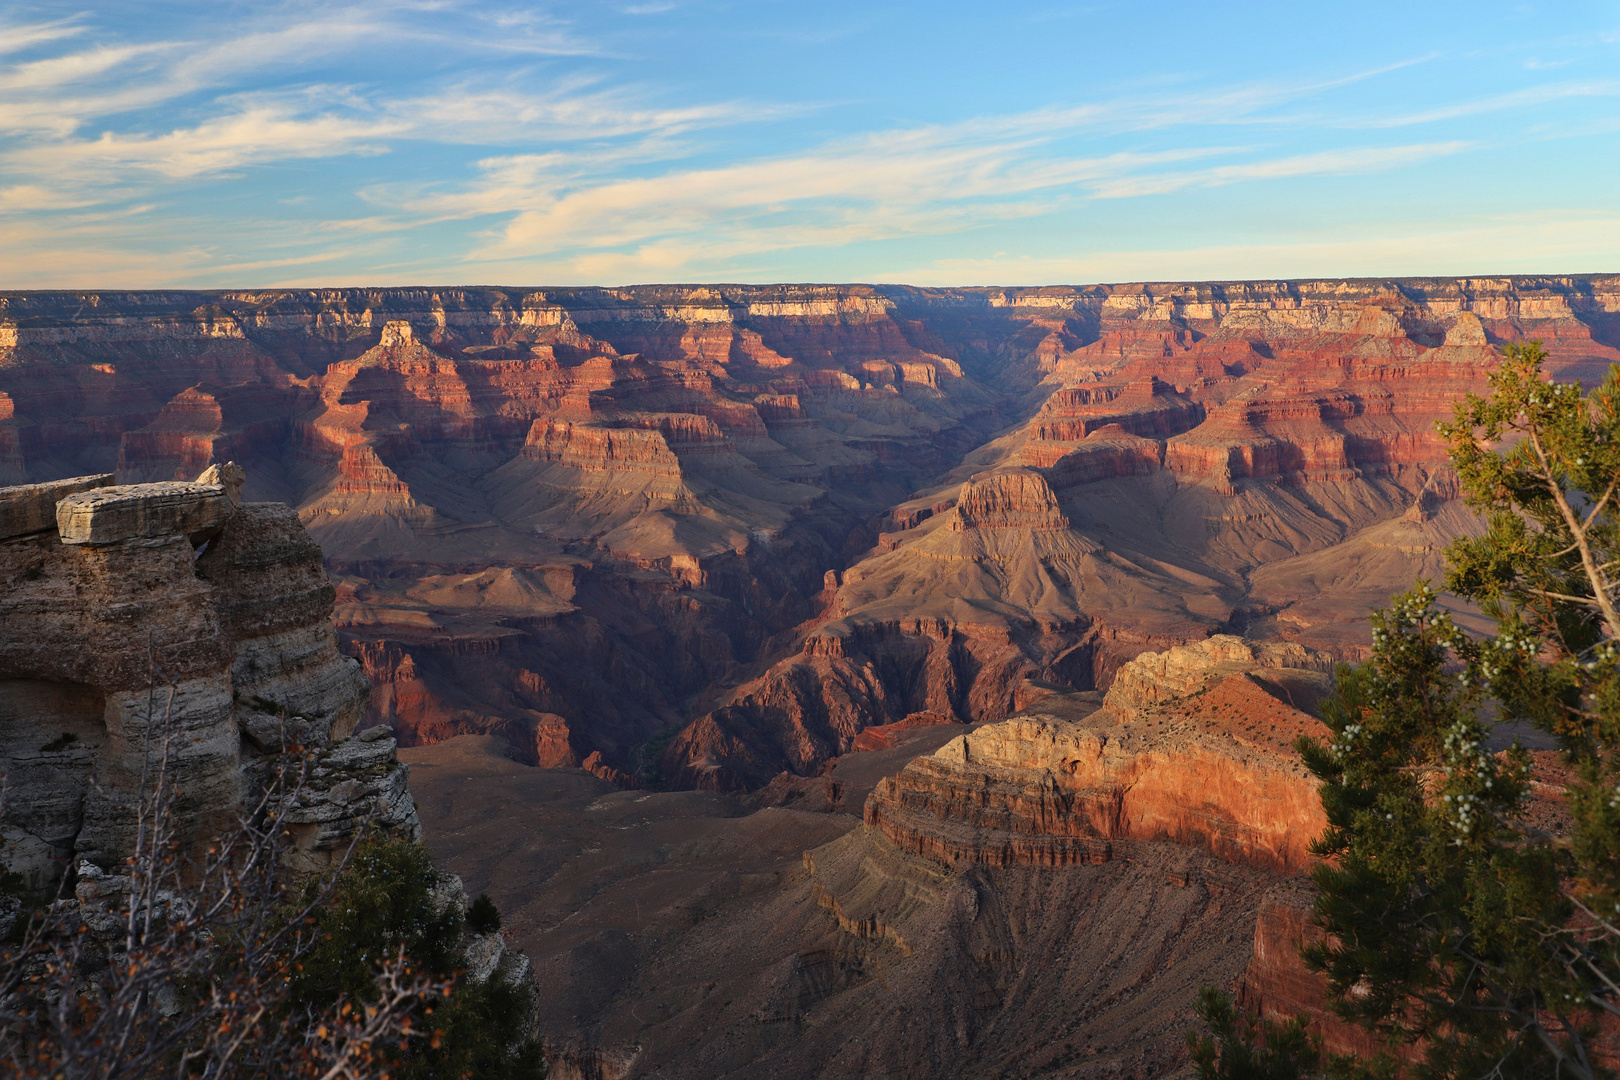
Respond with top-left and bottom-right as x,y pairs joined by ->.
3,279 -> 1618,786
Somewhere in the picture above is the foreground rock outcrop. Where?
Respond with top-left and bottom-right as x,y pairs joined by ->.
0,468 -> 418,889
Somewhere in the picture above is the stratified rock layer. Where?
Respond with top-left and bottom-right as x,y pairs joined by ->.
0,471 -> 416,889
867,667 -> 1331,875
56,481 -> 232,544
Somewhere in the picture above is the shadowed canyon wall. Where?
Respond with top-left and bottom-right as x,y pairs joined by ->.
4,278 -> 1618,791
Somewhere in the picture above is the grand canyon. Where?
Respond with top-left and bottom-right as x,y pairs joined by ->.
5,277 -> 1619,1077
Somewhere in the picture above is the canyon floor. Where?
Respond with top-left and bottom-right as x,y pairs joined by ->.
404,717 -> 1279,1080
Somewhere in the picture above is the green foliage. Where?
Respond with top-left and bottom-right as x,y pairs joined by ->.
1440,342 -> 1620,898
400,967 -> 545,1080
297,838 -> 545,1079
1286,342 -> 1620,1079
293,837 -> 463,1010
1299,594 -> 1576,1077
468,893 -> 502,936
1187,987 -> 1322,1080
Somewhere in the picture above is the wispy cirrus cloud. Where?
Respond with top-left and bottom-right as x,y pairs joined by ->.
1089,141 -> 1474,198
0,43 -> 161,93
353,61 -> 1480,275
0,85 -> 768,198
1352,79 -> 1620,127
0,184 -> 98,211
0,8 -> 762,197
0,2 -> 598,139
382,93 -> 1483,278
401,112 -> 1479,282
388,81 -> 772,145
0,15 -> 85,56
7,107 -> 405,180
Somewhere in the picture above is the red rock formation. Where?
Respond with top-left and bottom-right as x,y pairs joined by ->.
1030,377 -> 1204,442
1021,424 -> 1162,481
522,420 -> 683,475
1103,635 -> 1336,719
849,711 -> 956,752
580,750 -> 643,789
867,679 -> 1329,874
1236,886 -> 1386,1058
951,470 -> 1068,531
117,383 -> 299,483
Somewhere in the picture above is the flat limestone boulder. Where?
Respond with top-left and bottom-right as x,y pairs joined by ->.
0,474 -> 113,539
56,482 -> 231,545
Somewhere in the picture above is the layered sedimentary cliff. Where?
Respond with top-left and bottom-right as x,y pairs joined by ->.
865,636 -> 1335,874
2,278 -> 1617,786
0,469 -> 418,889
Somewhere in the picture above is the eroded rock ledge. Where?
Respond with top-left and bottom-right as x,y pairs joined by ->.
865,636 -> 1334,875
0,467 -> 419,890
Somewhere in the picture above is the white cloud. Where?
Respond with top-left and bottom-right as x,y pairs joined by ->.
0,16 -> 85,56
7,107 -> 405,181
1089,142 -> 1474,198
0,44 -> 158,92
384,82 -> 769,145
0,184 -> 99,212
0,2 -> 600,141
1353,80 -> 1620,127
409,114 -> 1470,278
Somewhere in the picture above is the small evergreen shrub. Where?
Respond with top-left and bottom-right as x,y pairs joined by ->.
468,893 -> 503,935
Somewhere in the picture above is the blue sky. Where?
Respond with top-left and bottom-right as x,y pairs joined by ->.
1,1 -> 1618,288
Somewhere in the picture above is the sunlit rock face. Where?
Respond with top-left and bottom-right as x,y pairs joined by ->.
0,470 -> 414,890
1,278 -> 1617,786
865,634 -> 1336,875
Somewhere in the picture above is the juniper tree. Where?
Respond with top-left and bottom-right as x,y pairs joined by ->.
1295,342 -> 1620,1078
1187,986 -> 1323,1080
